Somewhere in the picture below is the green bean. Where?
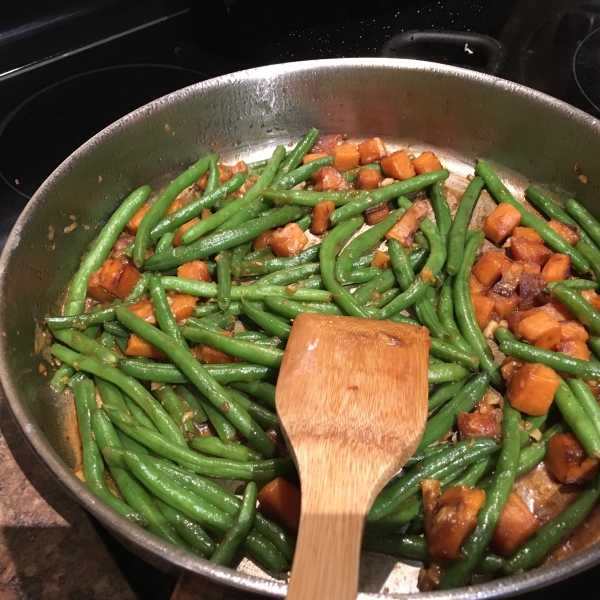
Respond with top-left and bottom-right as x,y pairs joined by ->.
225,386 -> 279,432
154,385 -> 196,437
564,197 -> 600,250
272,155 -> 333,190
546,279 -> 597,292
418,373 -> 489,450
340,163 -> 381,184
67,371 -> 88,387
446,176 -> 484,275
454,230 -> 504,390
215,251 -> 232,311
427,378 -> 469,412
240,298 -> 291,340
123,394 -> 158,431
204,155 -> 220,194
264,187 -> 363,207
214,198 -> 274,234
554,378 -> 600,458
144,205 -> 306,271
116,307 -> 276,457
368,437 -> 500,521
369,288 -> 400,308
149,275 -> 186,346
64,185 -> 151,315
191,437 -> 263,462
516,421 -> 570,477
414,297 -> 453,342
133,155 -> 215,266
430,180 -> 451,244
476,160 -> 589,273
155,232 -> 176,254
255,262 -> 320,286
439,401 -> 521,589
126,271 -> 152,302
503,471 -> 600,575
180,386 -> 236,441
52,328 -> 121,365
229,381 -> 276,409
329,170 -> 449,225
173,384 -> 207,424
117,428 -> 151,455
428,363 -> 469,384
230,241 -> 252,277
274,127 -> 319,179
320,216 -> 372,318
262,296 -> 345,320
51,344 -> 186,446
353,269 -> 395,305
192,303 -> 221,319
187,312 -> 236,333
95,377 -> 129,412
102,321 -> 130,338
552,282 -> 600,335
566,379 -> 600,441
50,363 -> 75,393
438,276 -> 473,354
47,308 -> 117,330
240,244 -> 321,276
519,415 -> 549,446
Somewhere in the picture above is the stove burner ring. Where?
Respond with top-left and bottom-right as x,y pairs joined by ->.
573,27 -> 600,114
0,63 -> 207,199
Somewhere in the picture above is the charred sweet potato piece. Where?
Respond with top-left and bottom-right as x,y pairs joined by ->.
197,161 -> 247,190
264,429 -> 290,459
501,356 -> 525,382
311,133 -> 342,154
472,294 -> 495,329
539,299 -> 574,322
127,298 -> 156,324
302,152 -> 328,164
355,168 -> 383,190
512,227 -> 544,243
489,292 -> 520,318
473,252 -> 512,287
547,433 -> 599,484
253,230 -> 274,251
422,480 -> 486,564
560,320 -> 588,342
541,254 -> 571,283
357,137 -> 388,164
457,409 -> 502,439
173,218 -> 201,247
515,310 -> 561,350
491,492 -> 539,557
483,204 -> 522,244
111,236 -> 135,261
257,477 -> 301,533
510,236 -> 552,266
381,150 -> 416,180
505,308 -> 540,333
547,219 -> 580,246
177,260 -> 212,282
580,289 -> 600,312
87,268 -> 116,302
371,251 -> 390,269
165,198 -> 186,216
492,261 -> 524,297
412,151 -> 443,175
312,166 -> 351,191
167,293 -> 197,324
332,142 -> 360,171
518,273 -> 547,311
385,200 -> 429,248
364,202 -> 390,225
269,223 -> 308,257
470,274 -> 490,296
310,201 -> 335,235
516,260 -> 542,275
125,204 -> 151,235
507,363 -> 559,415
556,339 -> 591,361
97,259 -> 141,300
125,334 -> 167,360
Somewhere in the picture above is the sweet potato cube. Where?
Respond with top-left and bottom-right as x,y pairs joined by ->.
472,294 -> 495,330
512,227 -> 543,243
381,150 -> 416,181
547,219 -> 580,246
167,293 -> 197,323
556,339 -> 591,361
473,252 -> 511,286
547,433 -> 599,484
518,273 -> 547,311
510,236 -> 552,266
87,268 -> 116,302
516,260 -> 542,275
422,480 -> 486,564
302,152 -> 328,164
310,134 -> 342,154
364,202 -> 390,225
541,254 -> 571,283
580,289 -> 600,312
125,334 -> 167,360
489,292 -> 520,318
312,166 -> 351,191
457,410 -> 501,439
269,223 -> 308,257
310,201 -> 335,235
357,137 -> 388,164
505,308 -> 540,332
127,298 -> 156,324
412,151 -> 443,175
201,208 -> 212,220
253,230 -> 274,251
173,218 -> 201,247
492,261 -> 524,297
539,299 -> 574,322
332,142 -> 360,171
355,168 -> 383,190
470,274 -> 489,296
483,204 -> 522,244
165,198 -> 185,216
507,363 -> 559,415
197,331 -> 235,364
98,260 -> 141,300
385,200 -> 429,248
515,311 -> 561,349
560,320 -> 588,342
491,492 -> 539,557
177,260 -> 212,282
125,204 -> 151,235
257,477 -> 301,534
371,251 -> 390,269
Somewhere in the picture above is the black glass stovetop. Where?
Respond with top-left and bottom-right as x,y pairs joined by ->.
2,0 -> 600,597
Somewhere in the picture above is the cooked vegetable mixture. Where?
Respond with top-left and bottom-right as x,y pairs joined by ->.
47,128 -> 600,590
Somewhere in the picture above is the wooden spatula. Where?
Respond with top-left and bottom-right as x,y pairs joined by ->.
276,313 -> 430,600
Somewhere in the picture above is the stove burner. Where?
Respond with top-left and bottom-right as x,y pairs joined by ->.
574,27 -> 600,114
0,64 -> 206,199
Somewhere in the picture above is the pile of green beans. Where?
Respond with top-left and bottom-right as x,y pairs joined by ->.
46,132 -> 600,588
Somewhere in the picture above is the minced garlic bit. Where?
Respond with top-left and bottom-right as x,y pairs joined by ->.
483,319 -> 499,340
182,411 -> 195,423
150,381 -> 163,391
529,428 -> 543,442
164,124 -> 172,133
285,285 -> 297,294
63,222 -> 77,233
578,174 -> 589,184
38,363 -> 47,376
98,175 -> 103,183
379,177 -> 395,187
47,225 -> 55,241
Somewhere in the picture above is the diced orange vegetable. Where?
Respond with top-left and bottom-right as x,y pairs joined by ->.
539,299 -> 574,322
472,294 -> 495,330
586,380 -> 600,399
177,260 -> 212,282
364,202 -> 390,225
510,236 -> 552,266
457,410 -> 501,439
371,251 -> 390,269
505,308 -> 540,333
302,152 -> 328,164
560,320 -> 588,342
125,334 -> 167,360
197,331 -> 235,364
412,151 -> 443,175
512,227 -> 544,244
201,208 -> 212,220
173,218 -> 201,247
489,292 -> 520,318
98,259 -> 141,300
165,198 -> 185,216
385,200 -> 429,247
257,477 -> 301,533
355,168 -> 383,190
516,260 -> 542,275
472,252 -> 512,287
127,298 -> 156,324
470,274 -> 490,296
580,289 -> 600,312
491,492 -> 539,557
421,267 -> 435,284
253,230 -> 274,251
546,433 -> 599,484
483,204 -> 522,244
197,161 -> 248,190
556,339 -> 591,361
381,150 -> 416,180
167,293 -> 197,323
501,356 -> 525,382
125,204 -> 151,235
357,137 -> 388,164
269,223 -> 308,257
547,219 -> 580,246
422,480 -> 486,564
311,134 -> 342,154
515,311 -> 561,350
541,254 -> 571,283
310,201 -> 335,235
492,261 -> 523,297
312,166 -> 351,191
87,268 -> 116,302
507,363 -> 559,415
332,142 -> 360,171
